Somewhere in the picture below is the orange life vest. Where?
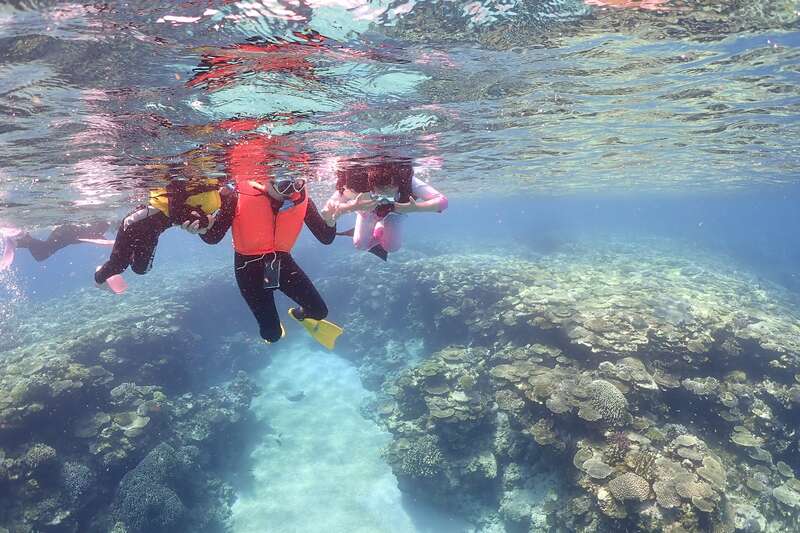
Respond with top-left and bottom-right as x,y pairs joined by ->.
232,180 -> 308,255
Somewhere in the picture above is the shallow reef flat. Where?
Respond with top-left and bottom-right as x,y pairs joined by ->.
2,237 -> 799,533
324,238 -> 800,533
0,261 -> 260,533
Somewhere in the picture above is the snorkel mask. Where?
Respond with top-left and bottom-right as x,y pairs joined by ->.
272,176 -> 306,196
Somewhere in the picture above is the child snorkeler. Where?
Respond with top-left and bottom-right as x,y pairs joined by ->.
322,157 -> 448,260
94,152 -> 222,293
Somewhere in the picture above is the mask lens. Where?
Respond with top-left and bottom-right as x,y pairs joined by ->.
274,179 -> 294,195
274,177 -> 305,194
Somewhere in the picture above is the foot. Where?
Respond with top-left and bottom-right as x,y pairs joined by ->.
288,307 -> 306,321
95,266 -> 127,294
263,323 -> 286,344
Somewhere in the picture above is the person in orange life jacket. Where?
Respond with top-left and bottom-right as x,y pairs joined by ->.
192,173 -> 339,346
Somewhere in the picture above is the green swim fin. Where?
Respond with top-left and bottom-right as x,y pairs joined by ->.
288,309 -> 343,350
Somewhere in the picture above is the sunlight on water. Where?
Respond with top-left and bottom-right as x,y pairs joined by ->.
0,0 -> 797,226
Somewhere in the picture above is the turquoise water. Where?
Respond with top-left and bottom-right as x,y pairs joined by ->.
1,1 -> 800,533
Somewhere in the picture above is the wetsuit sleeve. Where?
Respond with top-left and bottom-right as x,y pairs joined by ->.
201,193 -> 236,244
305,198 -> 336,244
411,177 -> 441,200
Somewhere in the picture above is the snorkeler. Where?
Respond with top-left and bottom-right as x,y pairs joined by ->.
1,222 -> 113,271
194,136 -> 341,349
322,158 -> 448,260
93,153 -> 222,294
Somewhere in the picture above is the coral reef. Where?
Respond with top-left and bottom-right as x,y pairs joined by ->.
4,236 -> 800,532
110,441 -> 236,533
0,269 -> 259,533
112,444 -> 193,533
327,240 -> 800,532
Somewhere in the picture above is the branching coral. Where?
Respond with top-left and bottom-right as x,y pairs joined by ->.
398,436 -> 444,479
633,449 -> 657,481
605,431 -> 631,464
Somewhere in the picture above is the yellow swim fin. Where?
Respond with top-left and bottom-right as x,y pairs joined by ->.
288,309 -> 343,350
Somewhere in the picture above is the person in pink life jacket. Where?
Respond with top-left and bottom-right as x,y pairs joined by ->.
322,158 -> 448,260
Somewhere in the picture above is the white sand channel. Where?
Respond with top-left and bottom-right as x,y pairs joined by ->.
231,341 -> 469,533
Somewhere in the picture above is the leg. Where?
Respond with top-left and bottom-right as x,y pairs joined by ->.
27,222 -> 112,261
129,212 -> 170,275
280,255 -> 328,320
129,228 -> 162,275
95,224 -> 134,283
352,211 -> 379,251
95,208 -> 169,282
235,253 -> 283,342
40,224 -> 83,259
16,234 -> 52,262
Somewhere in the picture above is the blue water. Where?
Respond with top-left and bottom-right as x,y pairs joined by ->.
2,1 -> 800,532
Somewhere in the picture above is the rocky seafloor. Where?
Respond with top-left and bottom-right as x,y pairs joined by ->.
318,238 -> 800,533
2,237 -> 799,533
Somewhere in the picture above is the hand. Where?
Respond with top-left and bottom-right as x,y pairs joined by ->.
181,211 -> 216,235
342,193 -> 378,213
320,202 -> 337,225
394,197 -> 418,214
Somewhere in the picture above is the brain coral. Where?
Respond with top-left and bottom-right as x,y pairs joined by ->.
586,380 -> 628,425
608,472 -> 651,502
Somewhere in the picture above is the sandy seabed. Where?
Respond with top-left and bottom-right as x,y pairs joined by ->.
231,342 -> 467,533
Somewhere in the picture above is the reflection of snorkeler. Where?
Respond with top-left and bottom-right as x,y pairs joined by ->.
93,151 -> 222,294
0,222 -> 112,271
187,30 -> 406,92
583,0 -> 669,10
187,31 -> 325,92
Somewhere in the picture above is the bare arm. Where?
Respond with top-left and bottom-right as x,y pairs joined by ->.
395,178 -> 448,214
320,190 -> 378,225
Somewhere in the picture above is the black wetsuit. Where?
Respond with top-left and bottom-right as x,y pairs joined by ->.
94,208 -> 172,284
17,222 -> 109,261
201,190 -> 335,342
95,182 -> 219,284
